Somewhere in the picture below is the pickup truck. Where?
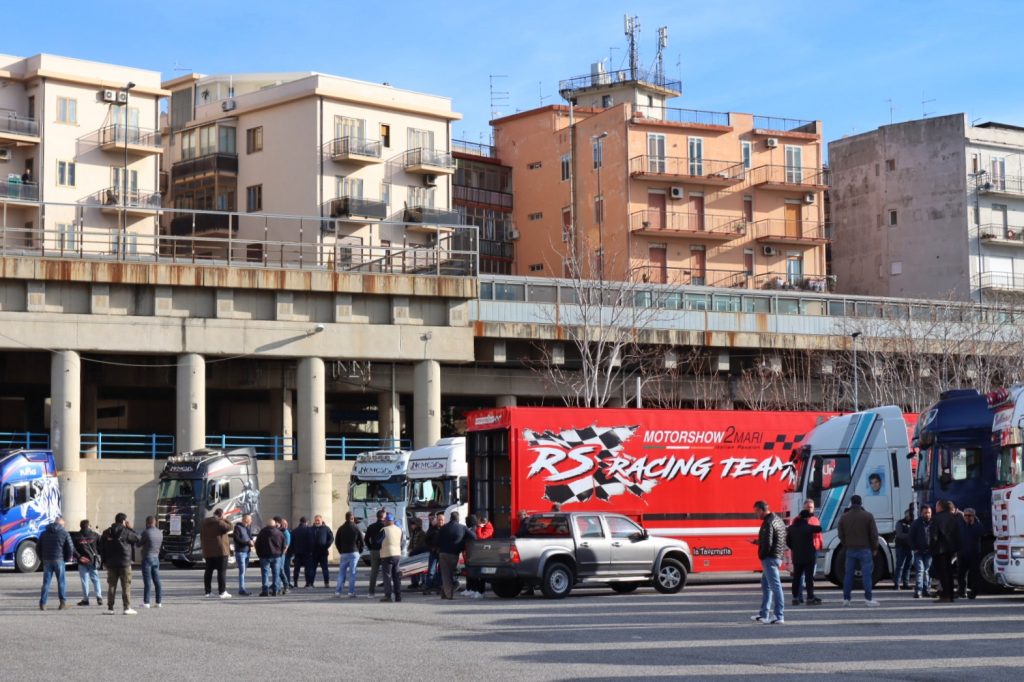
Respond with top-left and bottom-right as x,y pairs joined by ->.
465,512 -> 693,599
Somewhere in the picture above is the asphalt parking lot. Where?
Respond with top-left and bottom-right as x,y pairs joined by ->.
5,568 -> 1024,681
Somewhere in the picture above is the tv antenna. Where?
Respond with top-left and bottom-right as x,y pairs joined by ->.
654,26 -> 668,85
922,93 -> 936,118
538,81 -> 552,106
886,98 -> 895,125
624,14 -> 640,79
489,74 -> 509,120
172,61 -> 191,73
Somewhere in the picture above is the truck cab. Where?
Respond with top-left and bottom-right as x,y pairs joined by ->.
407,437 -> 468,530
0,449 -> 60,572
347,449 -> 411,547
156,447 -> 261,567
784,406 -> 912,586
990,385 -> 1024,587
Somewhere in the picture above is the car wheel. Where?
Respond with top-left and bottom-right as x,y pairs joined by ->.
491,579 -> 523,599
540,562 -> 573,599
15,540 -> 40,573
610,582 -> 640,594
653,558 -> 687,594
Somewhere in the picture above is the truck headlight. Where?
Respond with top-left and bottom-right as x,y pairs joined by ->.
1011,548 -> 1024,559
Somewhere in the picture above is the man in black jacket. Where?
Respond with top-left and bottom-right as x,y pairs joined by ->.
254,518 -> 286,596
930,500 -> 962,602
423,512 -> 442,594
752,500 -> 787,624
787,510 -> 822,606
71,519 -> 104,607
38,516 -> 74,610
893,506 -> 914,590
910,505 -> 933,597
309,514 -> 334,588
334,512 -> 365,598
436,511 -> 474,600
290,517 -> 311,588
233,514 -> 255,596
364,509 -> 387,597
100,512 -> 140,615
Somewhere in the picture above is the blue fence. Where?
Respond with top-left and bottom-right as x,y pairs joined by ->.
0,432 -> 51,449
327,436 -> 411,460
82,433 -> 176,459
205,434 -> 296,460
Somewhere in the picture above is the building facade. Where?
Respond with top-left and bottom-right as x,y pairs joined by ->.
452,140 -> 514,275
492,65 -> 829,293
829,114 -> 1024,302
0,53 -> 165,256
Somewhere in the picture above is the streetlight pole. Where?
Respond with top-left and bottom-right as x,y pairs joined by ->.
121,81 -> 136,260
592,131 -> 608,280
851,331 -> 862,412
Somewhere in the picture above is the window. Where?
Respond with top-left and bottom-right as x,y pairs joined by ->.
527,161 -> 542,170
380,124 -> 391,148
647,133 -> 666,173
408,127 -> 434,151
56,160 -> 76,187
741,140 -> 752,170
886,159 -> 896,171
336,176 -> 363,198
688,137 -> 704,175
56,96 -> 77,124
938,446 -> 982,483
528,212 -> 543,221
744,248 -> 754,276
971,153 -> 979,174
785,145 -> 804,183
592,138 -> 603,169
560,154 -> 570,181
806,455 -> 852,505
996,445 -> 1023,487
562,208 -> 572,242
27,96 -> 35,120
199,125 -> 217,156
606,515 -> 642,539
992,157 -> 1007,190
891,261 -> 903,275
336,116 -> 365,141
111,168 -> 139,196
206,479 -> 231,509
408,186 -> 434,208
246,184 -> 263,212
529,263 -> 544,272
1,480 -> 43,510
520,516 -> 571,538
575,515 -> 604,538
246,126 -> 263,154
380,182 -> 391,207
181,130 -> 196,160
888,209 -> 898,226
601,94 -> 613,108
57,223 -> 78,251
743,195 -> 753,223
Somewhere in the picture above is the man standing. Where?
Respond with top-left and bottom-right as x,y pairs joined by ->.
930,499 -> 962,602
200,508 -> 233,599
751,501 -> 786,624
910,505 -> 933,598
957,507 -> 985,600
100,513 -> 140,615
407,517 -> 427,590
277,518 -> 291,595
334,512 -> 364,598
893,506 -> 915,590
363,509 -> 386,598
786,509 -> 822,606
255,517 -> 286,596
837,494 -> 880,607
290,517 -> 311,588
423,512 -> 442,594
38,516 -> 73,611
436,511 -> 472,600
71,519 -> 103,607
309,514 -> 334,588
138,516 -> 163,609
233,514 -> 255,596
379,513 -> 403,602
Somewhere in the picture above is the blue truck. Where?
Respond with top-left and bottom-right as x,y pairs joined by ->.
0,449 -> 62,572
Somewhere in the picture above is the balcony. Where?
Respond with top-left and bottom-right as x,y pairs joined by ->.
980,223 -> 1024,247
403,206 -> 461,234
326,196 -> 388,220
753,219 -> 829,245
559,67 -> 681,97
630,155 -> 746,186
630,209 -> 746,240
751,165 -> 830,191
631,265 -> 750,288
170,153 -> 239,183
452,140 -> 496,158
631,106 -> 731,130
86,188 -> 161,217
168,212 -> 236,236
0,179 -> 39,204
976,272 -> 1024,295
752,116 -> 819,138
0,113 -> 40,145
98,125 -> 162,156
403,148 -> 454,175
980,176 -> 1024,198
753,272 -> 832,292
453,185 -> 513,209
480,239 -> 515,260
327,136 -> 382,164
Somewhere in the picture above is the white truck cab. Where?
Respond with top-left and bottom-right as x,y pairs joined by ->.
407,437 -> 469,531
347,449 -> 412,545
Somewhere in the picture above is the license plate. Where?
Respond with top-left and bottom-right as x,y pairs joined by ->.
481,567 -> 497,575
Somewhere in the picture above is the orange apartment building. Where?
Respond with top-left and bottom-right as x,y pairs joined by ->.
492,66 -> 830,291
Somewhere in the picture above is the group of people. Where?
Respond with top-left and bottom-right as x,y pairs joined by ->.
753,494 -> 987,625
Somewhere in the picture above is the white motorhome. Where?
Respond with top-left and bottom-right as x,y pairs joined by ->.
347,449 -> 412,546
407,437 -> 469,530
784,406 -> 913,586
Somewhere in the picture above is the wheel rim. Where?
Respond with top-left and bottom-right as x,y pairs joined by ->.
981,552 -> 998,588
550,570 -> 569,592
659,565 -> 681,589
21,545 -> 38,568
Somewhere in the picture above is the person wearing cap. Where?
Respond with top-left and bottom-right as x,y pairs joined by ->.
379,513 -> 403,602
38,515 -> 74,610
837,494 -> 880,606
334,511 -> 364,598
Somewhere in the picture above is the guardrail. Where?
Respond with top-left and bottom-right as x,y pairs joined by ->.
751,165 -> 831,187
981,175 -> 1024,196
753,219 -> 829,242
83,433 -> 176,459
630,209 -> 746,236
327,136 -> 382,159
84,187 -> 161,210
632,106 -> 731,127
1,113 -> 39,137
98,125 -> 162,150
452,140 -> 496,158
752,116 -> 817,134
559,67 -> 681,94
205,434 -> 295,459
404,148 -> 454,170
327,437 -> 411,459
0,179 -> 39,201
0,432 -> 51,449
629,155 -> 745,180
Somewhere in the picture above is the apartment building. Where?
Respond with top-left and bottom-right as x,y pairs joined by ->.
0,53 -> 165,255
829,113 -> 1024,302
452,140 -> 514,275
160,71 -> 461,266
492,64 -> 829,292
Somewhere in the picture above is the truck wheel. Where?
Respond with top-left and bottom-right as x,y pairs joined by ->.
15,540 -> 40,573
610,582 -> 640,594
540,562 -> 573,599
491,579 -> 522,599
653,558 -> 687,594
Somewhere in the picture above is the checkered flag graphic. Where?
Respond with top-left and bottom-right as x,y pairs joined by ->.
763,433 -> 805,452
524,425 -> 648,505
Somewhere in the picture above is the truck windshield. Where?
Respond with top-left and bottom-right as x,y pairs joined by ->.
157,479 -> 197,502
349,480 -> 406,503
936,446 -> 982,482
996,445 -> 1023,486
409,479 -> 456,508
792,445 -> 811,493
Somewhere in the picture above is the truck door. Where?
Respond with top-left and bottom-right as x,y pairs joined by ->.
573,514 -> 612,577
605,515 -> 653,576
856,453 -> 894,529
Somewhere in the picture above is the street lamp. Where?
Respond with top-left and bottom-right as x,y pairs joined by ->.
121,81 -> 136,260
850,331 -> 862,411
592,131 -> 608,279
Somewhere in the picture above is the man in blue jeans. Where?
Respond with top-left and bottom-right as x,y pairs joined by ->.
838,494 -> 881,606
139,516 -> 163,608
910,504 -> 933,597
233,514 -> 255,596
38,517 -> 74,611
751,500 -> 787,624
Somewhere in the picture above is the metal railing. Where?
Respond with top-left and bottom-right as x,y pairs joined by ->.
82,433 -> 176,459
0,432 -> 50,449
753,271 -> 832,292
205,434 -> 296,460
976,271 -> 1024,291
632,106 -> 730,127
327,436 -> 411,459
753,219 -> 829,241
453,185 -> 513,209
325,196 -> 388,220
403,206 -> 462,224
168,212 -> 236,235
559,67 -> 681,95
1,113 -> 39,137
452,140 -> 496,158
979,223 -> 1024,243
404,148 -> 454,170
629,155 -> 746,180
327,136 -> 382,160
480,238 -> 514,260
98,125 -> 162,150
630,209 -> 746,236
85,187 -> 161,210
630,265 -> 752,288
0,179 -> 39,201
752,116 -> 817,134
751,165 -> 831,187
171,152 -> 239,182
981,175 -> 1024,196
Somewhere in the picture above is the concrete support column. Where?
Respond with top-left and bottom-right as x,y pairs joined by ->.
51,351 -> 86,524
378,391 -> 402,447
176,353 -> 206,452
270,388 -> 294,461
413,359 -> 441,450
81,381 -> 98,459
496,395 -> 517,407
294,358 -> 331,529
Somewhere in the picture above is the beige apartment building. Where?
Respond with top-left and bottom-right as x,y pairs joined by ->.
0,53 -> 165,256
493,65 -> 829,291
160,71 -> 461,266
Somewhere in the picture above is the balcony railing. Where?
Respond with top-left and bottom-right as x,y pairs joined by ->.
0,179 -> 39,202
752,116 -> 817,134
753,219 -> 829,242
559,67 -> 681,95
976,271 -> 1024,292
630,265 -> 751,288
327,136 -> 382,160
404,148 -> 454,171
452,140 -> 496,158
403,206 -> 462,224
0,113 -> 39,137
170,152 -> 239,182
480,238 -> 514,260
632,106 -> 731,127
980,223 -> 1024,244
753,271 -> 832,292
168,212 -> 236,235
981,175 -> 1024,197
325,196 -> 388,220
630,210 -> 746,237
98,125 -> 162,150
751,165 -> 830,188
453,185 -> 513,209
629,155 -> 746,181
85,187 -> 161,211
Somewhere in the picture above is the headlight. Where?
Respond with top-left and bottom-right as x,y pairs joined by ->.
1011,548 -> 1024,559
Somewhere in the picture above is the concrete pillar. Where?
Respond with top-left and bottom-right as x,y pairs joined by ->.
81,381 -> 98,459
51,351 -> 86,524
294,357 -> 331,529
413,359 -> 441,449
270,388 -> 294,461
378,391 -> 401,447
176,353 -> 206,452
496,395 -> 517,407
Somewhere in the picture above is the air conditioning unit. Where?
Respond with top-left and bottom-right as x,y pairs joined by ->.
670,186 -> 685,199
117,91 -> 128,103
765,137 -> 779,149
423,174 -> 438,188
804,192 -> 816,204
101,89 -> 117,103
221,99 -> 237,112
0,149 -> 10,162
508,228 -> 521,240
762,245 -> 778,256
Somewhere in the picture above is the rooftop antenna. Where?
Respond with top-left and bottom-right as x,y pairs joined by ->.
538,81 -> 551,106
654,26 -> 668,85
624,14 -> 640,79
172,61 -> 191,73
489,74 -> 509,121
922,93 -> 936,118
886,98 -> 895,125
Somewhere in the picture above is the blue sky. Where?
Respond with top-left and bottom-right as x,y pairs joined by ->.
7,1 -> 1024,149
